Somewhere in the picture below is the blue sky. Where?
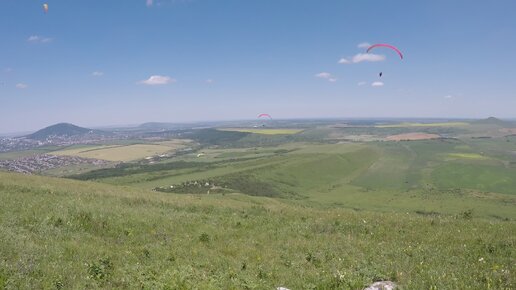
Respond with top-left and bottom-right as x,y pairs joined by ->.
1,0 -> 515,133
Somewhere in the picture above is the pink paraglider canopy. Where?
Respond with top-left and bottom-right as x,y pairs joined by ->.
367,44 -> 403,59
257,113 -> 272,119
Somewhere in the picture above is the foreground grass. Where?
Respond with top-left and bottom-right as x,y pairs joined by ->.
0,172 -> 514,289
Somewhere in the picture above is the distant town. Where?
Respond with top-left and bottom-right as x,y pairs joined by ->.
0,154 -> 109,174
0,134 -> 121,153
0,123 -> 186,174
0,122 -> 182,153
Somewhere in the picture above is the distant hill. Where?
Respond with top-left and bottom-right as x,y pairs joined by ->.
26,123 -> 107,140
473,117 -> 512,127
139,122 -> 179,130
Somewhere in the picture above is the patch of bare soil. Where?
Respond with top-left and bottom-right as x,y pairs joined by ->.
500,128 -> 516,135
385,133 -> 440,141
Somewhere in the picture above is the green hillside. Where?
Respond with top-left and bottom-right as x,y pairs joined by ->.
472,117 -> 512,127
69,140 -> 516,219
26,123 -> 109,140
0,171 -> 514,289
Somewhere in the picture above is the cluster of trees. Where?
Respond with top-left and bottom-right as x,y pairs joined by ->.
155,174 -> 281,197
155,179 -> 227,194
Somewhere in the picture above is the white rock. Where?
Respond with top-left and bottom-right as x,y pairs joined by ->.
364,281 -> 397,290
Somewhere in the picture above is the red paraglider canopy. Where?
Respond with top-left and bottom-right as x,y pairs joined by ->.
367,44 -> 403,59
257,113 -> 272,119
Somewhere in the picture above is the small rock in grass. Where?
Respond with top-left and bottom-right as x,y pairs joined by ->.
364,281 -> 397,290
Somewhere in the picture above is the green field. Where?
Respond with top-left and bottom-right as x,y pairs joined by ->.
375,122 -> 469,128
42,163 -> 113,177
218,128 -> 304,135
69,139 -> 516,219
447,153 -> 489,160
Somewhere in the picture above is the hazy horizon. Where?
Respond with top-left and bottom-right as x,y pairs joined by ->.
2,115 -> 515,136
2,0 -> 515,133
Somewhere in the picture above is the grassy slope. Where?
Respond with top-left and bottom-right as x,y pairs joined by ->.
351,143 -> 414,190
218,128 -> 304,135
431,163 -> 516,195
0,172 -> 514,289
69,141 -> 516,219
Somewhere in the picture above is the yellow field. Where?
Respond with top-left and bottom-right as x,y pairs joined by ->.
376,122 -> 469,128
155,139 -> 192,148
447,153 -> 489,160
52,143 -> 184,161
218,128 -> 303,135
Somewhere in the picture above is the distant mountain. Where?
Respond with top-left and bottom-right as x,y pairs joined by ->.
473,117 -> 512,127
26,123 -> 108,140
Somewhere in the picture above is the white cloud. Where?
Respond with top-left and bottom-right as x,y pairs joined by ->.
16,83 -> 28,89
4,68 -> 13,73
139,75 -> 176,85
92,71 -> 104,77
315,72 -> 337,82
357,81 -> 367,86
146,0 -> 154,6
352,53 -> 385,63
371,81 -> 384,87
444,95 -> 453,99
357,42 -> 371,49
205,79 -> 214,84
338,53 -> 385,64
338,58 -> 350,64
27,35 -> 52,43
315,72 -> 332,79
